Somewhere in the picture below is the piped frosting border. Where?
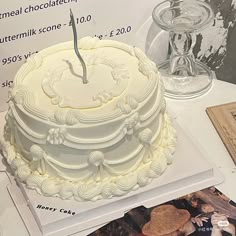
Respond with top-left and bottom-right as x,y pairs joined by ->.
0,114 -> 176,201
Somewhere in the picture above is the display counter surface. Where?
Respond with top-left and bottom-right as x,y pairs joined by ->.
0,79 -> 236,236
167,79 -> 236,201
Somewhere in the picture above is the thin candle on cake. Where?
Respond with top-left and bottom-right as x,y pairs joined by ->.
70,9 -> 88,84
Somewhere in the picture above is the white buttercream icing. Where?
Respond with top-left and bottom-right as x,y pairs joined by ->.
0,37 -> 177,201
0,114 -> 176,201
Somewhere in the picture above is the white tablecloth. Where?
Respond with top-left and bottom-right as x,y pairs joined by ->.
0,79 -> 236,236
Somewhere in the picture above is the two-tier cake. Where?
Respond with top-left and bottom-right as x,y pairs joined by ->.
0,37 -> 176,201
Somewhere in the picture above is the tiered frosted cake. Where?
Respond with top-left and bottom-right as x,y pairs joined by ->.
0,37 -> 176,201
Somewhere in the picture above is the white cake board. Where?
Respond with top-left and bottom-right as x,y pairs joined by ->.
4,122 -> 224,236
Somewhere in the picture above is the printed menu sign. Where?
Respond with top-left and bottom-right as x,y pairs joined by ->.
0,0 -> 159,111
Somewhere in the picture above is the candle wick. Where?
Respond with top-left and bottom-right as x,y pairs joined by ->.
70,9 -> 88,84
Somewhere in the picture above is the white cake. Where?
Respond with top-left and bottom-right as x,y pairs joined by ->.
0,37 -> 176,201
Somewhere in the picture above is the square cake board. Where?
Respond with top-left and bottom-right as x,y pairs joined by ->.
4,122 -> 224,236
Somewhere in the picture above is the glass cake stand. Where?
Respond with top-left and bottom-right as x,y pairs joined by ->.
152,0 -> 214,99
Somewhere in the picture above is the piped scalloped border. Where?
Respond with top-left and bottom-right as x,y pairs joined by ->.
0,114 -> 176,202
12,37 -> 159,126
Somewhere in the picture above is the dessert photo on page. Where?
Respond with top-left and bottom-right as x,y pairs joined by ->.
89,187 -> 236,236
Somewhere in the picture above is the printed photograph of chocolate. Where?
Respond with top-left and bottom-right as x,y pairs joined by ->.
89,187 -> 236,236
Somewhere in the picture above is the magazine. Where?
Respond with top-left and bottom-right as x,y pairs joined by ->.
89,187 -> 236,236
